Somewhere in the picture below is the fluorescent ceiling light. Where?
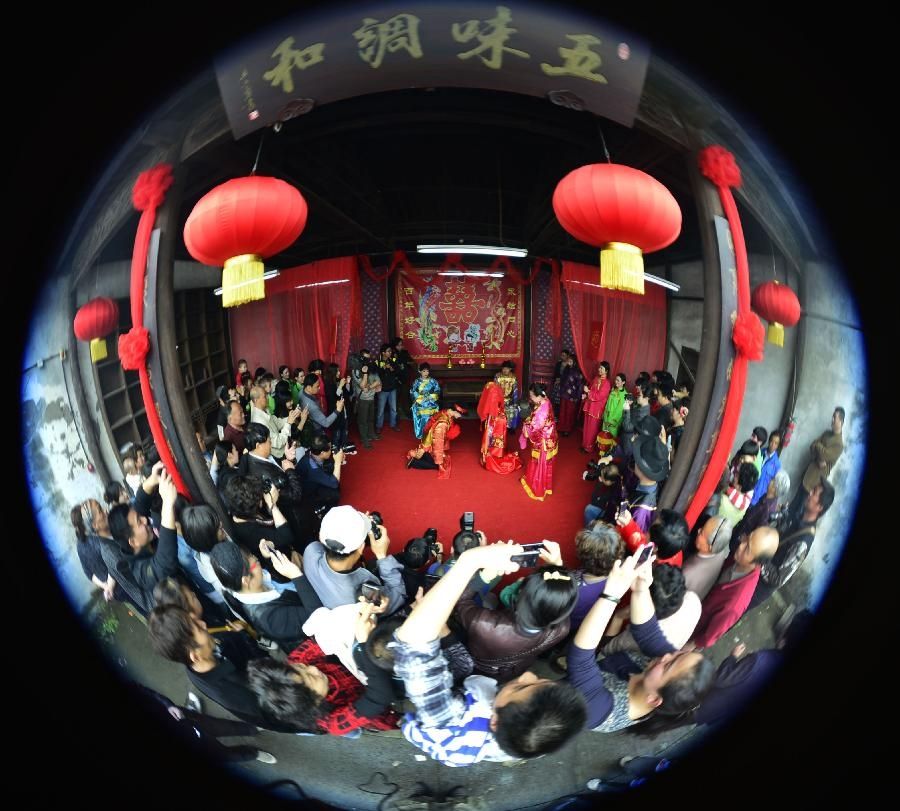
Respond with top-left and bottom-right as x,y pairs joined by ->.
213,268 -> 280,296
293,279 -> 349,290
644,273 -> 680,292
417,244 -> 528,258
437,271 -> 505,277
570,274 -> 680,293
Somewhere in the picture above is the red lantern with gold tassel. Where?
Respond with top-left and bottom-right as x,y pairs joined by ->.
751,280 -> 801,346
183,176 -> 307,308
552,164 -> 682,295
74,297 -> 119,362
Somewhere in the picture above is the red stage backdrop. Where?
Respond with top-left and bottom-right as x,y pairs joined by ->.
395,271 -> 524,366
229,257 -> 361,373
561,261 -> 667,383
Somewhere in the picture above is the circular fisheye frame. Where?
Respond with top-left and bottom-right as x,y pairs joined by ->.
20,3 -> 872,808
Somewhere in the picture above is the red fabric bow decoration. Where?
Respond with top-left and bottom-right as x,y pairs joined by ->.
685,147 -> 764,529
123,163 -> 189,497
118,327 -> 150,370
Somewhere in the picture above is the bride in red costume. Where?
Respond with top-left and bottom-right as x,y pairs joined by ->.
406,403 -> 466,479
476,381 -> 522,475
518,382 -> 559,501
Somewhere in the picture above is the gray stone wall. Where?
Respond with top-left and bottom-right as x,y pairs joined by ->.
779,260 -> 866,608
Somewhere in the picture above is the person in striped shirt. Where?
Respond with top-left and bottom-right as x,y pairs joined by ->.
392,541 -> 587,767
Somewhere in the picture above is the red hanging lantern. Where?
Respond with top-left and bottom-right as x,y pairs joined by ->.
183,176 -> 308,308
552,163 -> 682,295
74,297 -> 119,362
751,280 -> 801,347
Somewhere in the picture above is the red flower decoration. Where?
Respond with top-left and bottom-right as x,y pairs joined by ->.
698,146 -> 742,189
118,327 -> 150,370
132,164 -> 174,212
732,311 -> 765,361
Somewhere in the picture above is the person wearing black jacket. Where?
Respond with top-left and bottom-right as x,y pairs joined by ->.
105,462 -> 180,615
148,600 -> 295,733
375,343 -> 401,433
221,473 -> 301,585
243,422 -> 308,546
392,336 -> 414,420
210,540 -> 323,650
131,682 -> 277,764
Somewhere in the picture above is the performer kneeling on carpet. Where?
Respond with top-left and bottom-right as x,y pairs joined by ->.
407,403 -> 466,479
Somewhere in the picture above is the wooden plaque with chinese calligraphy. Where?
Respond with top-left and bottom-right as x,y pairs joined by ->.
396,271 -> 523,365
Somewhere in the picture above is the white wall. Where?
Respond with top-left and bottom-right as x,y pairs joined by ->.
23,275 -> 106,613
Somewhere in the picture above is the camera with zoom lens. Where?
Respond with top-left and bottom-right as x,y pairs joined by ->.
583,460 -> 605,482
369,510 -> 384,541
424,527 -> 441,556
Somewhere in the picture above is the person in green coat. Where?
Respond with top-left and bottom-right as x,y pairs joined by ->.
597,373 -> 628,455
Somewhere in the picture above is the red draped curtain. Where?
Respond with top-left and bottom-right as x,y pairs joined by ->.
561,261 -> 667,383
229,257 -> 361,373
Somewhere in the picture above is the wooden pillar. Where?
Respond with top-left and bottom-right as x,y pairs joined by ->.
147,176 -> 230,526
660,147 -> 730,514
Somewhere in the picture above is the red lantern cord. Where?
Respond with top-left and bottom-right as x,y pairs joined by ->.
124,163 -> 189,498
685,147 -> 764,529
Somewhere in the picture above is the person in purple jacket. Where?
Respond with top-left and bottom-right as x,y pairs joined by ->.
565,545 -> 715,733
569,521 -> 627,632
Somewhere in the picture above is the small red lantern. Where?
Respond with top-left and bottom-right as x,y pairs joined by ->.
751,280 -> 801,346
74,297 -> 119,362
183,176 -> 308,308
553,163 -> 682,295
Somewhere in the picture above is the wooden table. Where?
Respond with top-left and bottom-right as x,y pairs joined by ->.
431,365 -> 499,413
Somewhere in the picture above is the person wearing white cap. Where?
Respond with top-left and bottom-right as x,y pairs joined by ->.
302,505 -> 406,614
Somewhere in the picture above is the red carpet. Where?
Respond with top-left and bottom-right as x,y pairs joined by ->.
339,416 -> 593,568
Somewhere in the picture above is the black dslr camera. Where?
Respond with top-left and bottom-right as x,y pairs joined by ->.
424,527 -> 441,557
369,510 -> 384,541
583,460 -> 605,482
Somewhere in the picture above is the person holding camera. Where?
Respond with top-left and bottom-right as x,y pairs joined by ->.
426,523 -> 501,608
246,601 -> 400,737
375,343 -> 401,433
566,544 -> 715,734
294,434 -> 344,540
210,540 -> 323,651
106,461 -> 181,615
460,539 -> 579,682
302,505 -> 406,614
393,540 -> 587,766
324,363 -> 353,451
582,459 -> 623,527
351,349 -> 381,448
299,372 -> 345,438
249,384 -> 306,461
